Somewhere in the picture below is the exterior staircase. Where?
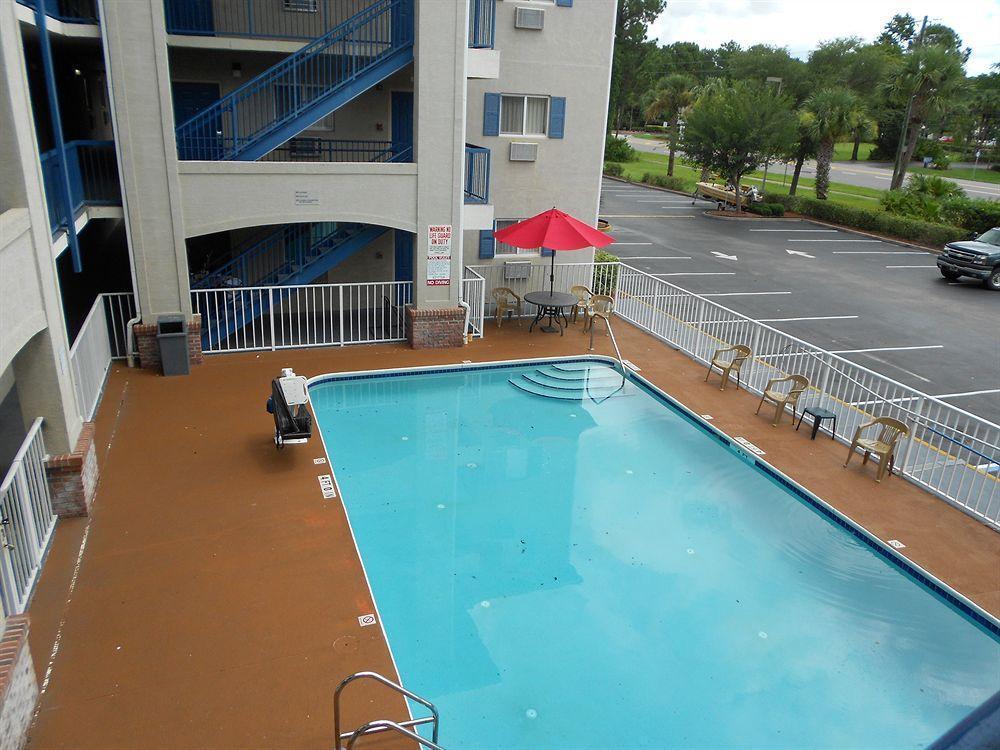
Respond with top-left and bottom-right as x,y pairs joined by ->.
508,363 -> 634,401
174,0 -> 413,161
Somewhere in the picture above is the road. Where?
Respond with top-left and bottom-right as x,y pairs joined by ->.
599,177 -> 1000,425
625,135 -> 1000,202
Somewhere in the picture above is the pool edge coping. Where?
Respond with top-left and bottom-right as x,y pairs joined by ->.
307,355 -> 1000,639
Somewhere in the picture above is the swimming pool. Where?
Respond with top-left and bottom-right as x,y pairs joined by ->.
310,358 -> 1000,749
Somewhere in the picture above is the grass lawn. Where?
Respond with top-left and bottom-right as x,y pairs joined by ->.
833,142 -> 875,162
907,165 -> 1000,185
608,151 -> 883,211
631,132 -> 668,141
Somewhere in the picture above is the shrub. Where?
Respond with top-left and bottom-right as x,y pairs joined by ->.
593,249 -> 619,295
768,194 -> 966,247
990,164 -> 1000,173
604,135 -> 636,163
939,196 -> 1000,234
931,155 -> 951,170
748,202 -> 785,217
640,172 -> 690,192
603,162 -> 624,177
644,124 -> 668,133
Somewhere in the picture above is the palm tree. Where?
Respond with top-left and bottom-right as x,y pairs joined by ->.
884,44 -> 967,189
803,87 -> 863,200
644,74 -> 695,176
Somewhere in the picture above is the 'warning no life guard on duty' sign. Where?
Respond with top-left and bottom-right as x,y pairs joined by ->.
426,224 -> 452,286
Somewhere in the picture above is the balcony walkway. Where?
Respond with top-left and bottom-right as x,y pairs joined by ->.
25,320 -> 1000,748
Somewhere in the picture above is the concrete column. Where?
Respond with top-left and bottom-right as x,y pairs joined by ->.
411,0 -> 467,309
98,0 -> 192,323
0,2 -> 82,455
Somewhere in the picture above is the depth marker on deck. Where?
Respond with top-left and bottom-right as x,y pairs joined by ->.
318,474 -> 336,499
313,457 -> 327,465
358,614 -> 377,627
887,539 -> 906,549
733,437 -> 766,456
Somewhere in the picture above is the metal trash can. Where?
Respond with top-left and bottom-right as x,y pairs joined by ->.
156,314 -> 189,376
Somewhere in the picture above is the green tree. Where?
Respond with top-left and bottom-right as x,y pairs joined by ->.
803,87 -> 864,199
885,43 -> 967,188
681,81 -> 797,214
609,0 -> 667,132
781,113 -> 819,197
644,73 -> 696,175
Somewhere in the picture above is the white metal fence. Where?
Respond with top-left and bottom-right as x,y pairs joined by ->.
461,267 -> 486,338
471,260 -> 1000,528
192,281 -> 413,353
102,292 -> 138,359
0,419 -> 56,617
68,293 -> 137,422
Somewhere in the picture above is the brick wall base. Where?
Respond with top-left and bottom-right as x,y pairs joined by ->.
134,315 -> 203,372
0,616 -> 37,750
406,307 -> 466,349
45,422 -> 97,518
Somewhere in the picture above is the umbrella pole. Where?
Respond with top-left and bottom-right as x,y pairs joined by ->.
549,251 -> 555,295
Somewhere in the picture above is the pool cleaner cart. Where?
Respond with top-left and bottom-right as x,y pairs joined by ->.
266,368 -> 312,449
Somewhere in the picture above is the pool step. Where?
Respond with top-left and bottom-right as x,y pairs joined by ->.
508,366 -> 633,401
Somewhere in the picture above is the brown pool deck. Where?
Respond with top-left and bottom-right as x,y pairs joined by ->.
25,319 -> 1000,748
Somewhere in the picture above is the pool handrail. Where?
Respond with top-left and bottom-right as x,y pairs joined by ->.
346,719 -> 447,749
334,670 -> 439,747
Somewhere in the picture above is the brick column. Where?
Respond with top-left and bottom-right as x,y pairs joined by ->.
45,422 -> 97,518
406,307 -> 466,349
0,616 -> 38,750
134,315 -> 203,371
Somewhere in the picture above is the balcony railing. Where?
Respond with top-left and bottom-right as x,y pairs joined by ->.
163,0 -> 375,41
16,0 -> 98,24
464,144 -> 490,204
265,138 -> 412,163
468,0 -> 495,49
39,140 -> 120,235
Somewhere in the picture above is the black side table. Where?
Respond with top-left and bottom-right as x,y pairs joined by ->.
796,406 -> 837,440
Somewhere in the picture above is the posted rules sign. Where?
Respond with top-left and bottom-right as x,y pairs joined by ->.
426,224 -> 452,286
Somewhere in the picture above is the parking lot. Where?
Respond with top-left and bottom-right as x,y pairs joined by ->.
599,178 -> 1000,425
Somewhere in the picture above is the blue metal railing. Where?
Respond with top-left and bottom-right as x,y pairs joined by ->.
39,140 -> 120,234
266,138 -> 411,163
191,222 -> 376,289
16,0 -> 98,24
468,0 -> 496,49
164,0 -> 371,41
174,0 -> 414,162
464,144 -> 490,204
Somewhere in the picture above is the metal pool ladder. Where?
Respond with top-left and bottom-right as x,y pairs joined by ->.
334,671 -> 444,749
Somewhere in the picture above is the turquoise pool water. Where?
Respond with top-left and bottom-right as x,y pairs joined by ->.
310,359 -> 1000,749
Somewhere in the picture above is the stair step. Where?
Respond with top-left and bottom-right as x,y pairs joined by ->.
535,365 -> 621,383
524,371 -> 622,390
508,373 -> 633,401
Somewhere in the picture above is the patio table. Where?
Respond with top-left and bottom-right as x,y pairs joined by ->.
524,291 -> 577,335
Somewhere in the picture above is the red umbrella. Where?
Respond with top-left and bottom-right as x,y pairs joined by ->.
493,208 -> 615,295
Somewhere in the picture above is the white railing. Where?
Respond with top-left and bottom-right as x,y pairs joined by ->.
467,261 -> 618,321
192,281 -> 413,353
69,297 -> 113,422
102,292 -> 138,359
461,267 -> 486,338
0,419 -> 56,617
471,260 -> 1000,528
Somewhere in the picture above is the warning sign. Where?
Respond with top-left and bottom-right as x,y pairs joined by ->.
427,224 -> 452,286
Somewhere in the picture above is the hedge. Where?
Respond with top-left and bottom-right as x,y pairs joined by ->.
767,194 -> 967,247
640,172 -> 691,192
748,202 -> 785,217
603,162 -> 624,177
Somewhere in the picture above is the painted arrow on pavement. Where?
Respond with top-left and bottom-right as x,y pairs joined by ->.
711,251 -> 738,261
785,249 -> 815,258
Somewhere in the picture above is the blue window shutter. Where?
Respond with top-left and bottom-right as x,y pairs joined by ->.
483,93 -> 501,137
548,97 -> 566,139
541,247 -> 554,257
556,0 -> 573,6
479,229 -> 495,259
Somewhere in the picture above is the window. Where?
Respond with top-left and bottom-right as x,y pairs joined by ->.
283,0 -> 318,12
495,219 -> 539,256
500,95 -> 548,136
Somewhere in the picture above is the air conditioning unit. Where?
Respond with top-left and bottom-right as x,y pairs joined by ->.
509,142 -> 538,162
504,261 -> 531,280
514,6 -> 544,30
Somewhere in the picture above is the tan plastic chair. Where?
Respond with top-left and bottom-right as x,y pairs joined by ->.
583,294 -> 614,333
569,285 -> 592,324
844,416 -> 909,482
491,287 -> 522,328
756,375 -> 809,426
705,345 -> 751,391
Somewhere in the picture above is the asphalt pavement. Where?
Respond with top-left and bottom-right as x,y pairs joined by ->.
599,177 -> 1000,425
625,135 -> 1000,202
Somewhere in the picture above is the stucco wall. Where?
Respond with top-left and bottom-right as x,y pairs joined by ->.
0,212 -> 47,376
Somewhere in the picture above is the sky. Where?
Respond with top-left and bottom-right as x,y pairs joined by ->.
649,0 -> 1000,76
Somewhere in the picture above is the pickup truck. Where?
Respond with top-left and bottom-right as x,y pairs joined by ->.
937,227 -> 1000,291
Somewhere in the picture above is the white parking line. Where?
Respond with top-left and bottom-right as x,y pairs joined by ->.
788,239 -> 882,243
832,251 -> 927,255
650,272 -> 736,277
885,265 -> 937,269
701,291 -> 792,297
759,315 -> 859,322
613,242 -> 653,245
830,345 -> 943,354
934,388 -> 1000,399
749,229 -> 839,233
602,215 -> 697,219
616,256 -> 692,259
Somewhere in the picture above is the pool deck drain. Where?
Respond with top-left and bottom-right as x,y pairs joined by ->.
23,321 -> 1000,748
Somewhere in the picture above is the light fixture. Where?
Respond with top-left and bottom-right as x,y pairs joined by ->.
232,62 -> 242,78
